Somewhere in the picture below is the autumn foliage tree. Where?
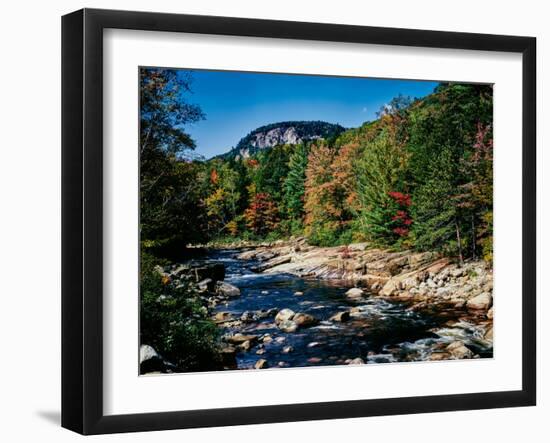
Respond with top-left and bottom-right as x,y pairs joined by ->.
244,192 -> 279,236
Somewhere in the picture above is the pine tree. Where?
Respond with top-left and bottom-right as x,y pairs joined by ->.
283,143 -> 309,222
355,132 -> 410,244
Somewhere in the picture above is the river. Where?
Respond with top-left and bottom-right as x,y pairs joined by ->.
206,249 -> 493,369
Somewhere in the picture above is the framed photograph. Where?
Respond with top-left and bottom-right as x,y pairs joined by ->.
62,8 -> 536,435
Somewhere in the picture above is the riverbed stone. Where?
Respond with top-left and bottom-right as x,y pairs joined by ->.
213,311 -> 233,322
466,292 -> 493,310
348,357 -> 365,365
282,346 -> 294,354
225,333 -> 258,344
292,312 -> 318,327
254,359 -> 269,369
216,281 -> 241,297
429,352 -> 452,361
240,311 -> 257,322
345,287 -> 364,298
330,311 -> 351,322
275,308 -> 295,324
278,319 -> 298,333
238,340 -> 252,351
484,326 -> 494,341
446,341 -> 474,359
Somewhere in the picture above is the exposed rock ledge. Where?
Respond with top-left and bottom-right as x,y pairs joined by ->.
236,239 -> 493,315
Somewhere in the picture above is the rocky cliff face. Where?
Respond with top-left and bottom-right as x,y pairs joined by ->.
219,121 -> 345,160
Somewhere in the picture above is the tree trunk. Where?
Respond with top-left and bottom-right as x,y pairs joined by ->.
471,214 -> 476,260
455,218 -> 464,266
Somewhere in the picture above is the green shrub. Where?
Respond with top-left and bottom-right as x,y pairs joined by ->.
140,253 -> 222,372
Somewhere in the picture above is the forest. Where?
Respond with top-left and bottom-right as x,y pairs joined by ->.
140,68 -> 493,263
139,68 -> 493,373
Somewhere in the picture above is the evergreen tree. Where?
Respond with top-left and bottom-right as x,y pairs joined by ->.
283,143 -> 309,222
355,131 -> 410,245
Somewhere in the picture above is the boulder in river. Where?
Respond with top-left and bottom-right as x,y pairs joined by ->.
240,311 -> 257,322
213,311 -> 234,322
216,281 -> 241,298
429,352 -> 452,361
275,308 -> 295,324
345,287 -> 364,299
446,341 -> 474,359
282,345 -> 294,354
292,312 -> 318,328
254,359 -> 269,369
466,292 -> 493,310
238,340 -> 252,351
278,319 -> 298,333
484,326 -> 494,341
330,311 -> 351,322
225,333 -> 258,344
348,357 -> 365,365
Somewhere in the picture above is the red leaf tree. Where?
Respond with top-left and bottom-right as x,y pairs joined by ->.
244,193 -> 279,236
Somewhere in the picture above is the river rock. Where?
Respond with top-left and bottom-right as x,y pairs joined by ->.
294,291 -> 304,296
139,344 -> 164,373
238,340 -> 252,351
484,326 -> 494,341
282,346 -> 294,353
446,341 -> 474,359
254,359 -> 269,369
278,319 -> 298,333
213,311 -> 233,322
216,281 -> 241,298
429,352 -> 451,361
225,333 -> 258,344
262,334 -> 273,343
348,357 -> 365,365
346,287 -> 364,299
292,312 -> 318,327
197,278 -> 214,292
379,279 -> 400,297
466,292 -> 493,310
275,308 -> 295,324
308,357 -> 322,364
240,311 -> 257,322
487,307 -> 494,319
330,311 -> 351,322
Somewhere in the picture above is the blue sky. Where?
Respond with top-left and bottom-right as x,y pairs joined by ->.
177,69 -> 439,158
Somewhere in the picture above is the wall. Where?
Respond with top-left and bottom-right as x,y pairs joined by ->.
0,0 -> 546,441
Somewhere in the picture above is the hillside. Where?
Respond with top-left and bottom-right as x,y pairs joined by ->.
218,121 -> 345,159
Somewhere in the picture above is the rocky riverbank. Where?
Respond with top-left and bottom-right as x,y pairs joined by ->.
141,239 -> 493,373
237,238 -> 493,319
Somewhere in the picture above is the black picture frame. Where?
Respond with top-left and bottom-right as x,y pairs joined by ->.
62,8 -> 537,435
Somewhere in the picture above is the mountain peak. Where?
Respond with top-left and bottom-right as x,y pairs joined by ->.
219,121 -> 345,159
